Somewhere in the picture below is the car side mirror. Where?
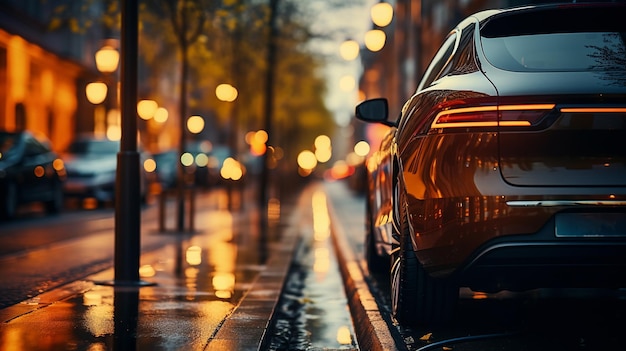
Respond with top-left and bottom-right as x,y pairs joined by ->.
355,98 -> 395,126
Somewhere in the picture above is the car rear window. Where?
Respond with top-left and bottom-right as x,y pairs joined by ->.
482,32 -> 625,72
480,5 -> 626,72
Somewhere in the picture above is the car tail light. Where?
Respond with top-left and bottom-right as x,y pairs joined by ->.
431,104 -> 555,130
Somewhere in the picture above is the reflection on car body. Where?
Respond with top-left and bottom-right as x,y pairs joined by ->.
356,3 -> 626,326
0,130 -> 65,219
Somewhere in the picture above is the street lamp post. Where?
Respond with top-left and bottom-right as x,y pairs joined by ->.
95,0 -> 153,287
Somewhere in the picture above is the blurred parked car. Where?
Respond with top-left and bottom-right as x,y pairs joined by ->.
356,3 -> 626,326
0,130 -> 65,219
62,136 -> 151,206
153,150 -> 178,190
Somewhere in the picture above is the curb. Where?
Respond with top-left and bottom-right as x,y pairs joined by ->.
326,191 -> 399,351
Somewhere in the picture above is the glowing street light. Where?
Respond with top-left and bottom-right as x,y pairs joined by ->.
85,82 -> 108,105
354,140 -> 371,157
187,115 -> 205,134
137,99 -> 158,120
371,2 -> 394,27
216,83 -> 238,102
297,150 -> 318,171
339,39 -> 360,61
95,45 -> 120,73
365,29 -> 386,52
153,107 -> 169,123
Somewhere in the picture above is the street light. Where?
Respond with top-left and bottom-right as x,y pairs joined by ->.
364,29 -> 386,52
137,99 -> 158,120
95,45 -> 120,73
86,82 -> 108,137
93,44 -> 120,138
86,82 -> 108,104
215,83 -> 238,102
187,115 -> 205,134
371,2 -> 394,27
339,40 -> 360,61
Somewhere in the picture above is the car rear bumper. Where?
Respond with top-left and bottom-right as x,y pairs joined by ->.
455,217 -> 626,292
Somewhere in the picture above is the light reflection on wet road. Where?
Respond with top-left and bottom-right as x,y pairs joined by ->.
268,186 -> 358,350
0,187 -> 276,351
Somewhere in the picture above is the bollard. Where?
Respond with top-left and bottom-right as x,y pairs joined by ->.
159,188 -> 166,232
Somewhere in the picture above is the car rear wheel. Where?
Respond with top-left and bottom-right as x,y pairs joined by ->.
391,204 -> 458,326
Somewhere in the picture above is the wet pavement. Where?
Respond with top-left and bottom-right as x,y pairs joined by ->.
267,186 -> 358,350
0,180 -> 391,351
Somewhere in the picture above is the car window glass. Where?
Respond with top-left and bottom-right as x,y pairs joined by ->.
417,33 -> 457,91
24,136 -> 48,157
449,23 -> 477,75
68,140 -> 119,155
482,32 -> 626,72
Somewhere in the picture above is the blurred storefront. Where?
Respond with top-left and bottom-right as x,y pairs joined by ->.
0,1 -> 110,151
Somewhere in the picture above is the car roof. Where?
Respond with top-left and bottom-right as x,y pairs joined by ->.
471,2 -> 626,33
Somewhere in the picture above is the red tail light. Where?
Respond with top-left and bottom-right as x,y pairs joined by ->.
431,104 -> 555,129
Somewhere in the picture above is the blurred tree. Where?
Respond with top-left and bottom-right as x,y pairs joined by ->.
48,0 -> 354,167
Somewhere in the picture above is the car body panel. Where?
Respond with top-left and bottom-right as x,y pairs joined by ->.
62,136 -> 150,204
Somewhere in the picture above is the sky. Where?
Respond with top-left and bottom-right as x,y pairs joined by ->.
307,0 -> 379,127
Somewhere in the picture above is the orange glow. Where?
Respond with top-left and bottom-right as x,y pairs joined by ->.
339,40 -> 360,61
432,104 -> 555,129
186,246 -> 202,266
53,158 -> 65,171
371,2 -> 394,27
143,158 -> 157,173
95,45 -> 119,73
34,165 -> 45,177
220,157 -> 244,181
85,82 -> 107,105
364,29 -> 386,52
8,35 -> 28,102
312,191 -> 330,241
139,264 -> 156,278
336,326 -> 353,345
137,99 -> 158,120
215,83 -> 238,102
560,107 -> 626,113
471,291 -> 489,300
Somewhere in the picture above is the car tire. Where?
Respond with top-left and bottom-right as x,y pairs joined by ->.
1,182 -> 18,219
391,203 -> 458,326
365,201 -> 389,275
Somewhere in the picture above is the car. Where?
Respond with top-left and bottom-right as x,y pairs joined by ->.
0,130 -> 65,219
355,3 -> 626,326
153,150 -> 179,190
62,136 -> 151,206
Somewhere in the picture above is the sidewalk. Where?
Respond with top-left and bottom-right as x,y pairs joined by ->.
0,186 -> 300,351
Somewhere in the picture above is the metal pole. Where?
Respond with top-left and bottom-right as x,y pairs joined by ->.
99,0 -> 153,287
